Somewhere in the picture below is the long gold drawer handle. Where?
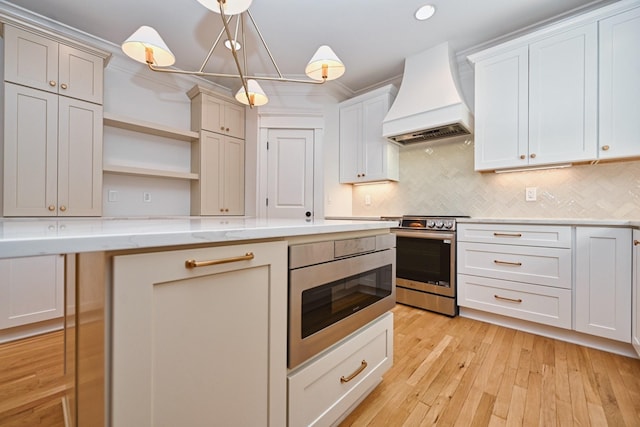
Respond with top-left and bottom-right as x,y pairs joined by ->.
494,294 -> 523,303
340,360 -> 368,384
494,259 -> 522,266
185,252 -> 254,268
493,232 -> 522,237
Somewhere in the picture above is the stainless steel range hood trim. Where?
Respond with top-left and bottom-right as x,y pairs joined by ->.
384,103 -> 473,144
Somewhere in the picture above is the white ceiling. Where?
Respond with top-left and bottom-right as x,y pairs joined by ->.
2,0 -> 615,95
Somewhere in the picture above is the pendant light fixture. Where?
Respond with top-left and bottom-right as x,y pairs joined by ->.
121,0 -> 345,107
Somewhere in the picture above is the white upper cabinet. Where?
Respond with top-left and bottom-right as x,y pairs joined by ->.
528,24 -> 597,166
339,85 -> 399,184
470,1 -> 640,171
598,6 -> 640,160
4,25 -> 104,104
188,85 -> 245,140
473,46 -> 529,170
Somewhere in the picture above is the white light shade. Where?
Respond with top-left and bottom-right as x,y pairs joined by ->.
235,79 -> 268,106
196,0 -> 252,15
122,26 -> 175,67
305,45 -> 345,81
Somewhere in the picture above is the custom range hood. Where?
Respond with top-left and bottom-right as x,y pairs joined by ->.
383,42 -> 473,145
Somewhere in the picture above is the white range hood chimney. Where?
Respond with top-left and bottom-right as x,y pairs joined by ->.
383,42 -> 473,145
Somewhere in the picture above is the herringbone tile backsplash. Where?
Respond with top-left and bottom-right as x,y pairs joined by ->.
352,137 -> 640,219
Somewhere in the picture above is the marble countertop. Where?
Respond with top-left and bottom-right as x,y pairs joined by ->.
0,217 -> 399,259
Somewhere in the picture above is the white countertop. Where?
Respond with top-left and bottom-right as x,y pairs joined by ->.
0,217 -> 399,259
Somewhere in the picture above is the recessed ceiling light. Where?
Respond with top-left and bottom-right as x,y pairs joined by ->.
415,4 -> 436,21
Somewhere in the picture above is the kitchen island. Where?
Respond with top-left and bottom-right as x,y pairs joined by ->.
0,216 -> 397,426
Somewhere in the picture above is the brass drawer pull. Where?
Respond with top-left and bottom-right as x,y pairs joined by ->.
340,360 -> 368,384
634,240 -> 640,246
493,232 -> 522,238
494,259 -> 522,266
185,252 -> 254,268
494,294 -> 523,304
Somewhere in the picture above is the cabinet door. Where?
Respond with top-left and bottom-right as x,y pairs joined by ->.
339,102 -> 362,183
221,136 -> 245,215
57,97 -> 103,216
3,25 -> 59,95
223,102 -> 246,139
474,46 -> 529,171
575,227 -> 632,342
196,131 -> 224,214
3,83 -> 59,216
633,230 -> 640,356
0,255 -> 64,329
599,6 -> 640,160
58,44 -> 104,104
529,24 -> 598,165
362,96 -> 397,181
112,241 -> 287,427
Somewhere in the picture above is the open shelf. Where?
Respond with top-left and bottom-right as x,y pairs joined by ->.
103,112 -> 199,142
103,165 -> 199,180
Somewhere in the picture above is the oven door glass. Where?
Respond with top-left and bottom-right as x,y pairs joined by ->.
396,234 -> 452,286
301,264 -> 392,339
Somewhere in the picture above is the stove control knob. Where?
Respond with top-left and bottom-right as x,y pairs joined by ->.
426,220 -> 436,228
444,221 -> 454,229
435,220 -> 444,228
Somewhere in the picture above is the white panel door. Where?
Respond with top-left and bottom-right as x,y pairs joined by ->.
266,128 -> 314,219
473,46 -> 529,171
575,227 -> 632,342
599,6 -> 640,160
528,23 -> 598,165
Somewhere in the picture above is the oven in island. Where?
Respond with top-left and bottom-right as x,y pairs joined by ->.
288,234 -> 396,368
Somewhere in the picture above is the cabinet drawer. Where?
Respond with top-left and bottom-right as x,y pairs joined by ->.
458,274 -> 572,329
457,223 -> 572,248
458,242 -> 571,288
288,312 -> 393,427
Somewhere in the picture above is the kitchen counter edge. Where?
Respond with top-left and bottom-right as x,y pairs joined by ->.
0,217 -> 398,259
459,218 -> 639,227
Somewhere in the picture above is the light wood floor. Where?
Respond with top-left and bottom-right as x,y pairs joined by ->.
0,330 -> 66,426
2,306 -> 640,427
340,304 -> 640,427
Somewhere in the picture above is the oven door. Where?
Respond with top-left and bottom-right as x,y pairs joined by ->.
288,248 -> 395,368
394,230 -> 455,297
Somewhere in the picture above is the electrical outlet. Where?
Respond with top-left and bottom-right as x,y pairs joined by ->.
108,190 -> 118,202
143,192 -> 152,203
525,187 -> 537,201
364,194 -> 372,206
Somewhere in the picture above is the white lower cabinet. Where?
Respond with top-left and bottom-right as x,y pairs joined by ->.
111,241 -> 287,427
575,227 -> 632,342
632,230 -> 640,356
0,255 -> 64,331
288,312 -> 393,427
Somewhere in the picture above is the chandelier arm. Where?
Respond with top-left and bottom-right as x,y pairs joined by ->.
246,10 -> 283,79
199,15 -> 233,73
219,8 -> 251,106
249,75 -> 327,85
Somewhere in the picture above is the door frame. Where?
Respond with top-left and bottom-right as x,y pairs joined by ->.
257,112 -> 325,219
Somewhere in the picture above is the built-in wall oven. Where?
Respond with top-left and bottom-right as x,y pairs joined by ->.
392,215 -> 465,317
288,234 -> 395,368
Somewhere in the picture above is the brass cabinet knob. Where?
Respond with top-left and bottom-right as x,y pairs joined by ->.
634,240 -> 639,246
224,208 -> 229,212
602,145 -> 610,151
48,204 -> 56,211
60,83 -> 68,90
49,80 -> 56,87
530,153 -> 537,159
59,205 -> 67,212
520,154 -> 526,160
226,127 -> 230,132
220,126 -> 225,131
220,208 -> 224,212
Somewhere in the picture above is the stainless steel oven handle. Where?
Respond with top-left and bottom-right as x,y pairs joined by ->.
393,230 -> 455,240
